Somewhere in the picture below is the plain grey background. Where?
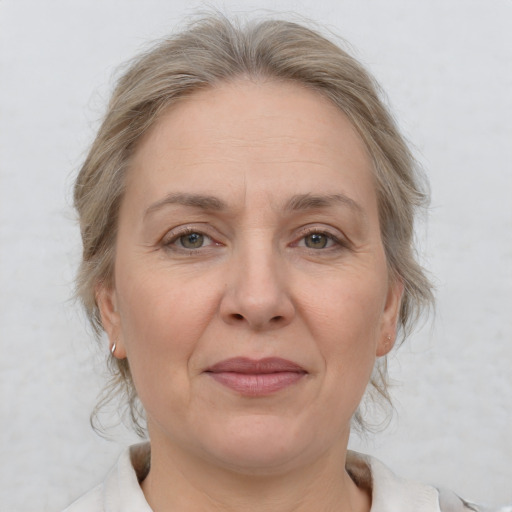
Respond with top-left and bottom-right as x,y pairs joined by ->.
1,1 -> 511,511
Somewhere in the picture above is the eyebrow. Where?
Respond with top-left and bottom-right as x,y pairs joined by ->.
144,191 -> 365,220
284,193 -> 365,216
144,192 -> 227,219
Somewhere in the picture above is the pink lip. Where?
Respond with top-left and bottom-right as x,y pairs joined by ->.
205,357 -> 307,396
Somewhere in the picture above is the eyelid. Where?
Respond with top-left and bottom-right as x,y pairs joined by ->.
161,224 -> 220,250
292,225 -> 350,249
160,223 -> 349,252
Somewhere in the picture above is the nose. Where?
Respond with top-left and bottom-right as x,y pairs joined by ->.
219,241 -> 295,331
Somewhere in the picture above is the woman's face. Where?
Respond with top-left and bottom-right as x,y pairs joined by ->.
98,80 -> 402,473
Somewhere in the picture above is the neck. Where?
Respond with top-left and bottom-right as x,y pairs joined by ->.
140,434 -> 371,512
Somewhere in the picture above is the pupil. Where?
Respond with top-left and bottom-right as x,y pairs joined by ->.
182,233 -> 203,248
306,233 -> 327,249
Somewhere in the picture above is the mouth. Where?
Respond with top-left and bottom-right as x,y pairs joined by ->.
204,357 -> 307,396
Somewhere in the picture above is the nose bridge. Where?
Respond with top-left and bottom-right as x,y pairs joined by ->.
221,229 -> 294,329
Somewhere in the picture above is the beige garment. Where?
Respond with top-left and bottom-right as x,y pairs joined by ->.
63,442 -> 478,512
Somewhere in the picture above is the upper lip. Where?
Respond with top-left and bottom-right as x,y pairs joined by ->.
206,357 -> 307,374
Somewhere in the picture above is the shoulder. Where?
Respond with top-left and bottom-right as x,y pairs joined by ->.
438,487 -> 481,512
347,451 -> 480,512
62,484 -> 103,512
61,443 -> 152,512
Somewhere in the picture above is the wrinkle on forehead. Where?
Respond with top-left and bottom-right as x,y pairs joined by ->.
133,78 -> 371,165
127,78 -> 379,237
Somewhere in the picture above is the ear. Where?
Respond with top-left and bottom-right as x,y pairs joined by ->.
96,284 -> 127,359
376,277 -> 404,357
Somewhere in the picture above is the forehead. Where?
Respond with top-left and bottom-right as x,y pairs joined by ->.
127,79 -> 376,216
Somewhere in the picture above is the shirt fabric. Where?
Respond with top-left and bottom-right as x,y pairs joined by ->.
63,443 -> 478,512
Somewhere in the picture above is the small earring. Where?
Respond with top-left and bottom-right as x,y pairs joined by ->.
387,335 -> 392,341
110,342 -> 117,356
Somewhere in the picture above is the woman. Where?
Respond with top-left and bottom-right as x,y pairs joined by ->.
65,15 -> 479,512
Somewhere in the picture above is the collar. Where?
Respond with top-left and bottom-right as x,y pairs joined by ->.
100,442 -> 446,512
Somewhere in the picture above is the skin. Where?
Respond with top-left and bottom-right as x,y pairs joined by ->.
97,79 -> 403,512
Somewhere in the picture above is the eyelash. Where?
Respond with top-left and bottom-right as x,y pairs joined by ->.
162,225 -> 348,255
293,227 -> 348,251
162,227 -> 218,253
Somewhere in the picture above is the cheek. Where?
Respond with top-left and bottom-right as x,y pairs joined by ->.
302,269 -> 387,344
296,266 -> 387,384
114,265 -> 219,396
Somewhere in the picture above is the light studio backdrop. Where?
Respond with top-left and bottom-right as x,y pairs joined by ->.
0,1 -> 511,511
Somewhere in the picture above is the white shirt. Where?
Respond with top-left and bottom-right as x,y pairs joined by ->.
63,443 -> 479,512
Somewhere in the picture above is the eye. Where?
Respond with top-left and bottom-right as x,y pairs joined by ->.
303,232 -> 332,249
178,232 -> 208,249
163,228 -> 216,251
296,230 -> 340,250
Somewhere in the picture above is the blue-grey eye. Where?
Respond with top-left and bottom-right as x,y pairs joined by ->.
304,233 -> 329,249
180,232 -> 204,249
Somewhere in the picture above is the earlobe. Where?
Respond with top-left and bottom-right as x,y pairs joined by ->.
96,284 -> 127,359
376,333 -> 394,357
376,278 -> 404,357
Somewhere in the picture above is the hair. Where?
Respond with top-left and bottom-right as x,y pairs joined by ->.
74,13 -> 434,435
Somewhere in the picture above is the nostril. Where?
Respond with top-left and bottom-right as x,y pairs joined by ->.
233,313 -> 244,320
270,315 -> 284,323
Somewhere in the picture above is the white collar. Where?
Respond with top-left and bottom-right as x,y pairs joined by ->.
91,442 -> 468,512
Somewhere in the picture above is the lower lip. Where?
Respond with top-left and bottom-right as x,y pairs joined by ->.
208,371 -> 305,396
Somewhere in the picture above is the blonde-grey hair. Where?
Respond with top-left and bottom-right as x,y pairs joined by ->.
74,14 -> 433,435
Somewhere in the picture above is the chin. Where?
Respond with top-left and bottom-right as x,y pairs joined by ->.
196,414 -> 330,475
